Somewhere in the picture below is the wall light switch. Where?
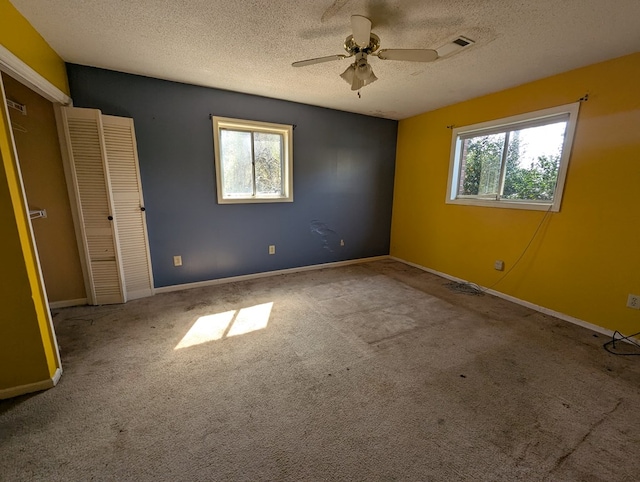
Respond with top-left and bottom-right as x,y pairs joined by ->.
173,255 -> 182,267
494,260 -> 504,271
268,245 -> 276,255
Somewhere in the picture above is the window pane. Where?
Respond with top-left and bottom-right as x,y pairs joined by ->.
502,121 -> 566,201
253,132 -> 283,195
458,133 -> 505,196
220,130 -> 252,197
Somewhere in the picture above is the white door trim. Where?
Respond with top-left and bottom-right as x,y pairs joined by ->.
0,44 -> 71,105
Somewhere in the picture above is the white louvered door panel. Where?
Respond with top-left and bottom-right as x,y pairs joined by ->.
61,107 -> 125,304
102,115 -> 154,300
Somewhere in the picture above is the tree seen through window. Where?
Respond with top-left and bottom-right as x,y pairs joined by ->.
220,130 -> 283,197
459,122 -> 566,202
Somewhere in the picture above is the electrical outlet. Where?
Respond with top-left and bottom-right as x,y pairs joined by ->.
173,255 -> 182,267
268,245 -> 276,255
340,239 -> 345,247
627,294 -> 640,310
494,260 -> 504,271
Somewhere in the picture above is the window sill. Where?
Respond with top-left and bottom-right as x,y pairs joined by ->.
446,198 -> 558,212
218,196 -> 293,205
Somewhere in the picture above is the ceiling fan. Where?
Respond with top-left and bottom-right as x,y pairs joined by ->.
292,15 -> 438,91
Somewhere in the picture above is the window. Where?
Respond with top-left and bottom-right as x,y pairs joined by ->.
212,116 -> 293,203
446,103 -> 580,211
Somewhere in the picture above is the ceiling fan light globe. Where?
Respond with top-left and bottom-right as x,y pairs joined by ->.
351,76 -> 364,91
355,62 -> 373,80
340,64 -> 356,85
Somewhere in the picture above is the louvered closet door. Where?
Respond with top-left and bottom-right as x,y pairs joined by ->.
102,115 -> 154,300
61,107 -> 125,304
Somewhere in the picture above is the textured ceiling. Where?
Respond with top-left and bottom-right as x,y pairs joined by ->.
10,0 -> 640,119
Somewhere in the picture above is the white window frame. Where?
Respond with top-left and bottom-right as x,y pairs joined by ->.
212,116 -> 293,204
446,102 -> 580,212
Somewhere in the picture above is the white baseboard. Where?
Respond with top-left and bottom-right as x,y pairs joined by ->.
0,367 -> 62,400
52,367 -> 63,385
49,298 -> 87,309
155,256 -> 390,294
391,256 -> 638,343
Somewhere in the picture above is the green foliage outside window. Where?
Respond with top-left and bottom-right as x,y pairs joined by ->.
460,124 -> 564,201
221,130 -> 283,197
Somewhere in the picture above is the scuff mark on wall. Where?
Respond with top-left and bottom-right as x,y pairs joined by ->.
310,220 -> 341,252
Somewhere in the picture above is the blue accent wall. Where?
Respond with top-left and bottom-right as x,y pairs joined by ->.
66,65 -> 397,287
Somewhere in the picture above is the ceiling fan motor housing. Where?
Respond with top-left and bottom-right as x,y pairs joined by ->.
344,33 -> 380,55
355,53 -> 368,66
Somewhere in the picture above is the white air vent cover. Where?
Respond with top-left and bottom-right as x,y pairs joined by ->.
436,36 -> 476,58
6,99 -> 27,115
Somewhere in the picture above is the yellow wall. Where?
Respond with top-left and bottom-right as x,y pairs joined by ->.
0,0 -> 69,95
391,52 -> 640,336
0,0 -> 67,395
4,73 -> 85,302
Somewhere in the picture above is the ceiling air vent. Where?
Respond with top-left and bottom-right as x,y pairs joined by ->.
436,36 -> 475,58
453,37 -> 472,47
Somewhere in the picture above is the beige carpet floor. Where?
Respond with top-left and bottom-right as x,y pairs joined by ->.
1,259 -> 639,481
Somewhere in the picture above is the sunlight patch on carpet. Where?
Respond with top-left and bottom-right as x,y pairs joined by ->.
227,302 -> 272,337
175,302 -> 273,349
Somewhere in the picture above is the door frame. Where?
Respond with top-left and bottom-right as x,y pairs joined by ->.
0,44 -> 71,105
0,47 -> 69,393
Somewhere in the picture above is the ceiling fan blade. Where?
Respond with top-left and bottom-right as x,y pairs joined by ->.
292,54 -> 349,67
351,15 -> 371,48
377,49 -> 439,62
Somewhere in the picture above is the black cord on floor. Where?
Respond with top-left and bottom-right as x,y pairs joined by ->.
445,281 -> 484,295
603,331 -> 640,356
